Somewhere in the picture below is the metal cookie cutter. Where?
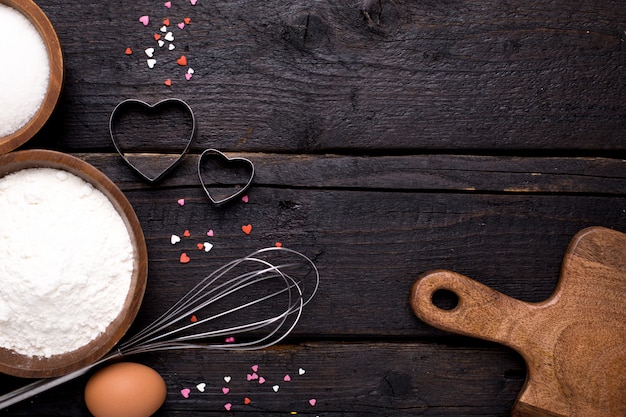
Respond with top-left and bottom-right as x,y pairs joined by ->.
109,98 -> 196,183
197,148 -> 255,206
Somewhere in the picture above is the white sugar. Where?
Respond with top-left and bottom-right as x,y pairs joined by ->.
0,168 -> 134,357
0,4 -> 50,137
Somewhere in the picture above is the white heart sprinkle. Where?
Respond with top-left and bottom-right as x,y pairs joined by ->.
196,382 -> 206,392
224,376 -> 231,383
171,234 -> 181,244
164,32 -> 174,41
160,25 -> 167,33
272,385 -> 279,392
187,67 -> 195,74
168,43 -> 176,51
144,47 -> 155,58
204,242 -> 213,252
158,40 -> 165,47
147,59 -> 157,68
298,368 -> 306,375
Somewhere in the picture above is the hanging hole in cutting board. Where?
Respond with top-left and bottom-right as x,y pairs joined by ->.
431,288 -> 459,311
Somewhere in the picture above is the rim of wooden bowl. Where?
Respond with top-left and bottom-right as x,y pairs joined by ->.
0,150 -> 148,378
0,0 -> 64,155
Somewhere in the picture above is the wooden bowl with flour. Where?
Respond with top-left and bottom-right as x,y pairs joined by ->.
0,150 -> 148,378
0,0 -> 63,154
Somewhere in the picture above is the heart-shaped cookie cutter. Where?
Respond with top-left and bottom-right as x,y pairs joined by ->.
197,148 -> 255,206
109,98 -> 196,183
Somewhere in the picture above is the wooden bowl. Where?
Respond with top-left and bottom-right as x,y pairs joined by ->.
0,0 -> 63,155
0,150 -> 148,378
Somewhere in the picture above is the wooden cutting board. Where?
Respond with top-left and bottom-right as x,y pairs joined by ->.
410,226 -> 626,417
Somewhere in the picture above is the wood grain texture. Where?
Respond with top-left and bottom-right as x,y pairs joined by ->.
411,227 -> 626,416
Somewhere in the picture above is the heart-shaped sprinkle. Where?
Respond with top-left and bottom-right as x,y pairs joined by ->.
242,224 -> 252,235
241,195 -> 249,203
190,0 -> 197,5
125,47 -> 133,55
185,73 -> 193,81
224,376 -> 231,383
177,55 -> 187,66
183,229 -> 191,237
309,399 -> 317,406
160,25 -> 167,33
139,15 -> 149,26
187,67 -> 195,74
283,374 -> 291,382
298,367 -> 306,375
145,47 -> 155,57
204,242 -> 213,252
169,43 -> 176,51
272,385 -> 280,392
225,336 -> 235,343
244,397 -> 251,405
196,383 -> 206,392
180,388 -> 191,398
180,253 -> 190,263
250,372 -> 259,380
165,32 -> 175,41
147,59 -> 157,68
164,78 -> 172,86
158,39 -> 165,47
251,365 -> 259,372
207,229 -> 214,237
222,387 -> 230,394
163,18 -> 170,26
154,33 -> 161,41
190,315 -> 198,322
196,243 -> 204,250
171,234 -> 181,244
224,403 -> 232,411
178,198 -> 185,206
184,17 -> 191,24
275,241 -> 283,247
164,1 -> 171,8
258,376 -> 266,384
178,22 -> 185,29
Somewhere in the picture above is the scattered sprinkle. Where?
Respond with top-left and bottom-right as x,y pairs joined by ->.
170,234 -> 181,244
125,47 -> 133,55
145,47 -> 155,57
139,15 -> 149,26
275,242 -> 283,247
251,365 -> 259,372
190,315 -> 198,322
196,382 -> 206,392
164,78 -> 172,86
147,58 -> 157,68
160,25 -> 168,33
272,385 -> 280,392
184,17 -> 192,24
284,374 -> 291,382
185,72 -> 193,81
180,388 -> 191,398
203,242 -> 213,252
190,0 -> 197,5
244,397 -> 252,405
309,398 -> 317,406
258,376 -> 266,384
222,387 -> 230,395
177,55 -> 188,66
207,229 -> 214,237
298,368 -> 306,375
196,243 -> 204,250
163,18 -> 170,26
242,224 -> 252,235
180,253 -> 191,263
241,195 -> 249,203
164,32 -> 175,41
154,33 -> 162,41
183,229 -> 191,237
224,403 -> 232,411
178,22 -> 185,29
164,1 -> 172,8
224,376 -> 232,383
225,336 -> 235,343
177,198 -> 185,206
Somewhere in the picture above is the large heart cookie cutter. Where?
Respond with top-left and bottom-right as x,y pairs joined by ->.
109,98 -> 196,183
197,148 -> 255,206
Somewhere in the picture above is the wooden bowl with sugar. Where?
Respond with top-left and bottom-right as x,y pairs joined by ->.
0,0 -> 63,155
0,150 -> 148,378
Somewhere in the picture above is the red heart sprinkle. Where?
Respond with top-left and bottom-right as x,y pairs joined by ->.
164,79 -> 172,86
125,47 -> 132,55
154,33 -> 162,41
244,397 -> 251,405
163,18 -> 170,26
190,315 -> 198,322
180,253 -> 190,263
177,55 -> 188,66
275,242 -> 283,247
196,243 -> 204,250
184,229 -> 191,237
241,224 -> 252,235
184,17 -> 191,24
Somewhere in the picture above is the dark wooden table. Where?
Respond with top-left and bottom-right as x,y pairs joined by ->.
2,0 -> 625,415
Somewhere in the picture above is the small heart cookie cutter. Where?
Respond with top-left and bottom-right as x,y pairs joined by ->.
109,98 -> 196,183
198,148 -> 255,206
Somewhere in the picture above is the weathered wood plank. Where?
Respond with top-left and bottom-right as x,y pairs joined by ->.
33,0 -> 626,153
0,342 -> 526,416
68,152 -> 626,195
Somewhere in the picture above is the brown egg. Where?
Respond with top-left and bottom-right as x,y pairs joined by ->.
84,362 -> 167,417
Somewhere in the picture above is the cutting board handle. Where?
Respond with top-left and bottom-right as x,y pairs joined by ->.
410,270 -> 534,350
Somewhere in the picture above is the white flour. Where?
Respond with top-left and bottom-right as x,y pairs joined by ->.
0,3 -> 50,137
0,168 -> 134,357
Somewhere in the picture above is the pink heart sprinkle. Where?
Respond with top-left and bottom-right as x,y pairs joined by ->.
178,22 -> 185,29
190,0 -> 197,4
225,336 -> 234,343
139,15 -> 149,26
258,376 -> 266,384
164,1 -> 171,8
207,229 -> 214,237
309,399 -> 317,406
222,387 -> 230,394
177,198 -> 185,206
180,388 -> 191,398
251,365 -> 259,372
241,195 -> 249,203
185,73 -> 192,81
246,374 -> 253,381
224,403 -> 232,411
283,374 -> 291,382
250,372 -> 259,380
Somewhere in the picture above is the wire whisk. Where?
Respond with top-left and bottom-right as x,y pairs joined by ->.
0,247 -> 320,410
